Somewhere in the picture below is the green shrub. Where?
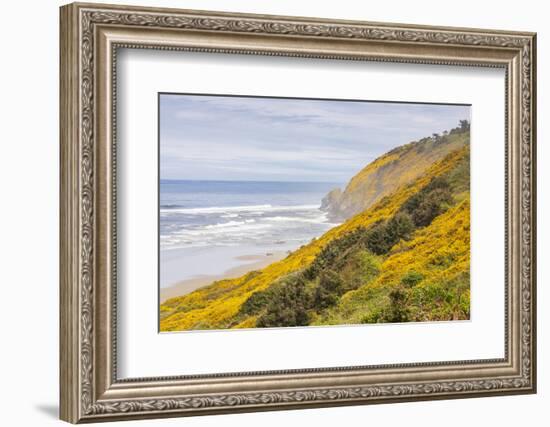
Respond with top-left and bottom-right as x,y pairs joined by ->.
385,212 -> 415,243
364,221 -> 391,255
305,226 -> 370,278
256,276 -> 310,327
361,308 -> 384,324
401,270 -> 424,287
401,176 -> 453,227
313,270 -> 343,310
339,250 -> 381,291
239,290 -> 270,316
380,286 -> 410,322
365,212 -> 414,255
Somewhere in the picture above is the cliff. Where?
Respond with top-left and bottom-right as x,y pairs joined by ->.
321,128 -> 469,221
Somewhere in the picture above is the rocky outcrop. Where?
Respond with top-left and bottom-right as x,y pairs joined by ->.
320,188 -> 343,220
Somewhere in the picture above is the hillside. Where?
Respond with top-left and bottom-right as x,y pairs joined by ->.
315,196 -> 470,325
160,124 -> 470,331
321,123 -> 470,221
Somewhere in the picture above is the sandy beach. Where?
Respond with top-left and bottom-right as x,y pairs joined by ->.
160,251 -> 288,303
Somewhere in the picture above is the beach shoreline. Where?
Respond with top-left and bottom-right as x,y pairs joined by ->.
160,251 -> 288,303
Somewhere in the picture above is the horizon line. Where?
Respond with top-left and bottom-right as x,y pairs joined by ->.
160,178 -> 345,184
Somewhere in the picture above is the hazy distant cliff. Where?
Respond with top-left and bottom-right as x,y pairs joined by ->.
321,124 -> 470,221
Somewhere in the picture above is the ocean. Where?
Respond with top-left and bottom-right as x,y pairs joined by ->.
160,180 -> 341,288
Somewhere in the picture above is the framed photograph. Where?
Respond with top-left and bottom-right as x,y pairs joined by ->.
60,2 -> 537,423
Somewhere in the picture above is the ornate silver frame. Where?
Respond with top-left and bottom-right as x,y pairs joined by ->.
60,2 -> 537,423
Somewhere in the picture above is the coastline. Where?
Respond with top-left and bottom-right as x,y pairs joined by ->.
160,251 -> 288,303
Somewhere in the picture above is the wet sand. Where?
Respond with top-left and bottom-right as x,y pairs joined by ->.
160,251 -> 287,303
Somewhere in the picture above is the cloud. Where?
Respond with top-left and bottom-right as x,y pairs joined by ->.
160,94 -> 470,182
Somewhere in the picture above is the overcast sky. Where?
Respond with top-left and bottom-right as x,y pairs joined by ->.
160,94 -> 470,183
